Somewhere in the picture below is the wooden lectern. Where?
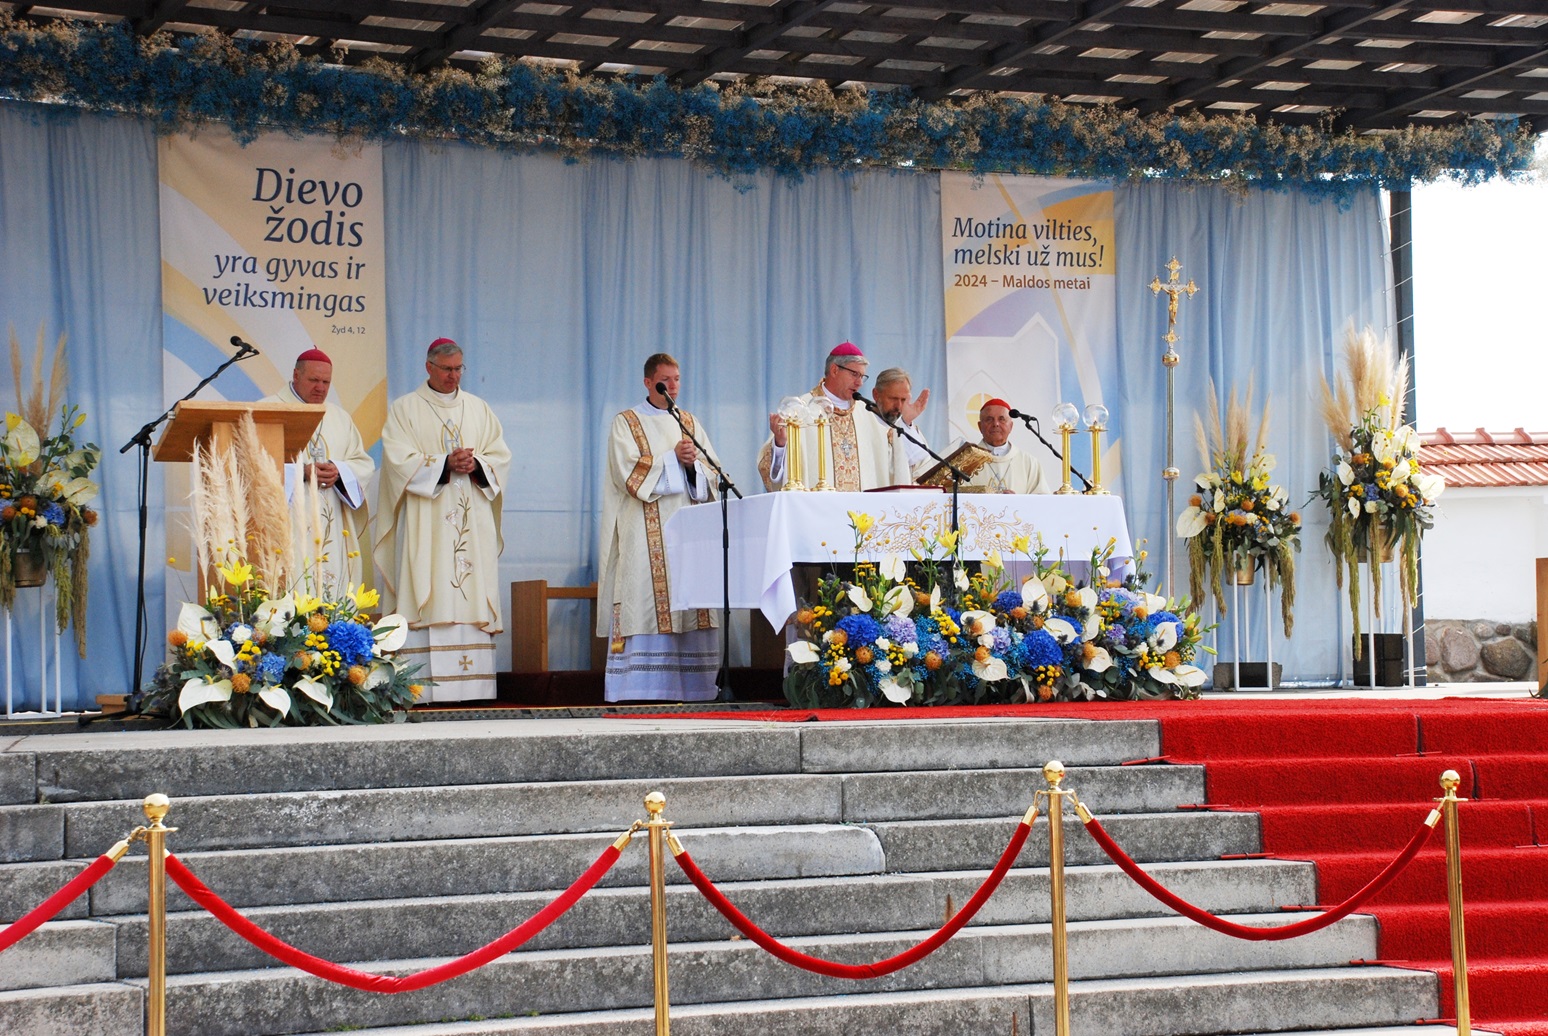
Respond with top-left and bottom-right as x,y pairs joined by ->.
153,401 -> 324,595
152,400 -> 323,470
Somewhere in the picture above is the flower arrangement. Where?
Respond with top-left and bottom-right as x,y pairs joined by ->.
139,565 -> 423,727
0,325 -> 100,655
0,16 -> 1535,201
1177,380 -> 1300,637
140,411 -> 425,726
1313,328 -> 1443,647
783,516 -> 1209,707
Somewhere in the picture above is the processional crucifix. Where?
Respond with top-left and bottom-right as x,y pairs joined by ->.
1150,257 -> 1198,601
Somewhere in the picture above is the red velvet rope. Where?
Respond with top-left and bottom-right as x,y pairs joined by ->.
1082,812 -> 1435,941
674,818 -> 1032,979
0,854 -> 118,954
165,844 -> 621,992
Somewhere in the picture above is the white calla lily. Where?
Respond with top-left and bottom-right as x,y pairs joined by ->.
880,677 -> 911,704
1081,611 -> 1102,642
1150,620 -> 1180,653
1020,577 -> 1049,610
1150,667 -> 1178,685
787,641 -> 820,665
1348,497 -> 1361,518
1041,570 -> 1067,596
259,685 -> 293,715
1176,506 -> 1209,538
1337,461 -> 1355,486
1143,593 -> 1168,614
365,662 -> 393,689
372,613 -> 410,654
1414,472 -> 1446,501
1075,586 -> 1098,610
879,554 -> 907,582
960,610 -> 996,636
254,594 -> 297,637
58,476 -> 99,506
2,416 -> 39,467
1389,458 -> 1411,483
294,677 -> 332,709
972,656 -> 1008,682
1082,645 -> 1114,673
929,585 -> 942,612
882,584 -> 914,618
207,639 -> 237,669
954,567 -> 970,591
1173,664 -> 1208,688
178,677 -> 232,712
847,585 -> 874,612
176,602 -> 220,642
1045,617 -> 1078,643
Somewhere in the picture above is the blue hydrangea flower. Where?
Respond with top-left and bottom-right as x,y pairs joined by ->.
993,590 -> 1022,612
835,613 -> 883,647
884,614 -> 917,645
325,620 -> 377,665
991,627 -> 1012,653
1151,610 -> 1182,629
1019,629 -> 1063,669
256,653 -> 287,684
43,503 -> 65,526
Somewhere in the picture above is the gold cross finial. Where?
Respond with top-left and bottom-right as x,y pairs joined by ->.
1149,257 -> 1198,361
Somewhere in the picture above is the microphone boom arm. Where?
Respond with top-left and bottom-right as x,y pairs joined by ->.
1011,410 -> 1092,491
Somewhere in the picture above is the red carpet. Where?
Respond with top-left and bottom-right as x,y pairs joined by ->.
617,696 -> 1548,1031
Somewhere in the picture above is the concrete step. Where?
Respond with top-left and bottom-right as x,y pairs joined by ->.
53,763 -> 1201,857
157,916 -> 1382,1036
87,809 -> 1257,915
0,860 -> 91,922
109,859 -> 1319,977
15,718 -> 1160,802
0,920 -> 118,991
0,982 -> 143,1036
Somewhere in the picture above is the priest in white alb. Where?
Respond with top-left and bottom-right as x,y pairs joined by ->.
961,398 -> 1049,495
598,353 -> 721,702
263,347 -> 375,598
757,342 -> 910,492
374,337 -> 511,702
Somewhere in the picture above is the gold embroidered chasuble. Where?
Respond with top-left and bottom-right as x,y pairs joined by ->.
373,383 -> 511,632
757,386 -> 910,493
962,442 -> 1049,495
598,404 -> 717,640
262,386 -> 375,597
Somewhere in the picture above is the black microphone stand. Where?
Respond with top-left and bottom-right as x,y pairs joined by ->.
95,343 -> 259,725
660,392 -> 742,704
1010,409 -> 1092,491
855,395 -> 966,605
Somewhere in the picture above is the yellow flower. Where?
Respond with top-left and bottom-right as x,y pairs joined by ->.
218,560 -> 253,587
348,584 -> 381,611
4,413 -> 19,430
938,529 -> 959,553
1011,533 -> 1031,554
847,510 -> 875,536
295,593 -> 323,615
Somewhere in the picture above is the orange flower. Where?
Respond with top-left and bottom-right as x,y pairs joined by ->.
854,646 -> 874,665
308,613 -> 329,633
409,683 -> 424,700
1189,494 -> 1202,507
1287,512 -> 1301,524
1031,614 -> 1045,630
914,591 -> 931,607
1037,684 -> 1054,702
294,651 -> 313,671
167,630 -> 188,647
82,508 -> 98,526
1163,650 -> 1181,669
974,646 -> 990,663
796,608 -> 815,626
924,651 -> 943,671
830,630 -> 848,648
230,673 -> 251,694
0,506 -> 14,522
1010,606 -> 1027,620
17,495 -> 36,511
347,665 -> 368,685
1241,499 -> 1254,511
1203,513 -> 1217,526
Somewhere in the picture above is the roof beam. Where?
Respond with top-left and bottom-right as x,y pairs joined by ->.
136,0 -> 192,35
1351,40 -> 1548,126
672,0 -> 846,87
409,0 -> 526,72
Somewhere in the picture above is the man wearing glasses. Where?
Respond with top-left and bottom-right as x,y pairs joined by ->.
757,341 -> 911,492
374,337 -> 512,702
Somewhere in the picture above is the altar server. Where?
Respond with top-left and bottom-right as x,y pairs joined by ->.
264,348 -> 376,597
374,337 -> 511,701
598,353 -> 721,702
963,398 -> 1048,495
758,342 -> 910,492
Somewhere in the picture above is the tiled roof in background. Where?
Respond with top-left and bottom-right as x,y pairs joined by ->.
1420,428 -> 1548,489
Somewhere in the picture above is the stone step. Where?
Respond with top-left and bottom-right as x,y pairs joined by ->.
15,718 -> 1160,802
157,916 -> 1381,1036
0,920 -> 118,991
87,810 -> 1258,914
0,982 -> 143,1036
53,762 -> 1201,858
107,859 -> 1319,977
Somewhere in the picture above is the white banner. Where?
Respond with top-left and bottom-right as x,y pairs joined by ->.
941,173 -> 1118,490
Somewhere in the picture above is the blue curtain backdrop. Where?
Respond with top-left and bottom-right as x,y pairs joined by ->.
0,103 -> 1390,708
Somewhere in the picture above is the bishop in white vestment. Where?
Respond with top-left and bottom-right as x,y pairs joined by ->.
374,338 -> 511,702
598,354 -> 720,702
263,348 -> 375,598
962,399 -> 1049,495
758,342 -> 910,492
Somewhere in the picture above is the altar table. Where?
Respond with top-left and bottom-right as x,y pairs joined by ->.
664,490 -> 1133,628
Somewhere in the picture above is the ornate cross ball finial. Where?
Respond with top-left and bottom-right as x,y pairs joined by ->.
1149,256 -> 1199,362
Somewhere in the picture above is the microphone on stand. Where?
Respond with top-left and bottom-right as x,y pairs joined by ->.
229,336 -> 261,358
1007,404 -> 1092,490
654,382 -> 679,413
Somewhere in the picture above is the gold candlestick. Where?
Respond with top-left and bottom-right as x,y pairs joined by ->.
1052,402 -> 1079,496
777,398 -> 807,492
1083,403 -> 1109,496
813,402 -> 835,491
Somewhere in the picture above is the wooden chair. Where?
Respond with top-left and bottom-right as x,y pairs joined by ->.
510,580 -> 607,673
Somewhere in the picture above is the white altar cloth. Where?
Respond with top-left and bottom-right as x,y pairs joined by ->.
664,490 -> 1133,628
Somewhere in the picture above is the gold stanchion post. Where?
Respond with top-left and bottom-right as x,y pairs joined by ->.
645,791 -> 672,1036
1042,761 -> 1073,1036
1439,770 -> 1472,1035
143,793 -> 176,1036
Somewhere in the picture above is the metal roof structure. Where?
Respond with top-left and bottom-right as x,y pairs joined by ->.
7,0 -> 1548,132
1421,427 -> 1548,488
